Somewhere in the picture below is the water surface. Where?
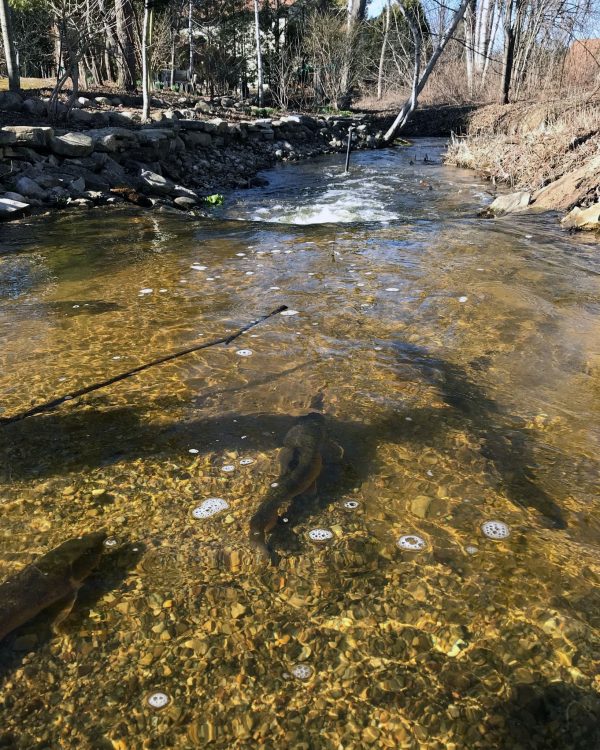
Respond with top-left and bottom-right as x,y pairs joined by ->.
1,140 -> 599,749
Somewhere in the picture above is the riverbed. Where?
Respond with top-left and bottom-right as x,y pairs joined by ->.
1,140 -> 599,749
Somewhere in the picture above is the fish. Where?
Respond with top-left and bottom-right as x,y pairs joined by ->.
249,412 -> 326,561
0,531 -> 107,643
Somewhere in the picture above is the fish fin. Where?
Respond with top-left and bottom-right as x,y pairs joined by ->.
50,590 -> 78,635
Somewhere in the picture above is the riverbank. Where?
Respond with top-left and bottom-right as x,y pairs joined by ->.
444,97 -> 600,230
0,90 -> 400,222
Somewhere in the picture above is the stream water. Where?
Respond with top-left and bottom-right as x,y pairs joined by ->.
0,139 -> 599,749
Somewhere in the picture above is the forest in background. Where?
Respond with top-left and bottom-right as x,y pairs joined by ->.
1,0 -> 598,117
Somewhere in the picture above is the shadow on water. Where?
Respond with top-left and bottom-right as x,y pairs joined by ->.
392,342 -> 567,528
0,542 -> 144,678
0,341 -> 566,533
491,680 -> 600,750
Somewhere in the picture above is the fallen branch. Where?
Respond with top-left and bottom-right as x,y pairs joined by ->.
0,305 -> 288,426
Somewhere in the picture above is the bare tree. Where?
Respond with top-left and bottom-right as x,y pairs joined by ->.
0,0 -> 20,90
377,0 -> 391,100
115,0 -> 137,91
253,0 -> 264,106
384,0 -> 471,140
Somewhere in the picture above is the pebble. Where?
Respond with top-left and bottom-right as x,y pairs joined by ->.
397,534 -> 427,551
139,288 -> 152,294
236,349 -> 253,357
481,520 -> 510,540
146,692 -> 170,710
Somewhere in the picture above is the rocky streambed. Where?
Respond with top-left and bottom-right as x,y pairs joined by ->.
0,91 -> 390,221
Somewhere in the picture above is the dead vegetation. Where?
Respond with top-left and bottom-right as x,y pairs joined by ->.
444,95 -> 600,207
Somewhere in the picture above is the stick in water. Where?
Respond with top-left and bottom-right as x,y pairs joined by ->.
0,305 -> 288,426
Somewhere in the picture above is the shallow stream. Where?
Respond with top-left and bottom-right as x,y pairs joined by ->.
0,140 -> 599,749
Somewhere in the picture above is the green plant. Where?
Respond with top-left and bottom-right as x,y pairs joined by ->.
203,194 -> 224,206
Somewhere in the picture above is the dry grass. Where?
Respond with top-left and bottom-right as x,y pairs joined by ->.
445,94 -> 600,192
0,77 -> 53,91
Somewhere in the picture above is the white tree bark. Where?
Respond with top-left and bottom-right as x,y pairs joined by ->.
141,0 -> 151,121
253,0 -> 264,106
0,0 -> 20,91
377,0 -> 391,100
384,0 -> 471,141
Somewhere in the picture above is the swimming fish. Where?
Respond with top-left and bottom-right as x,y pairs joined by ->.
0,531 -> 107,642
249,412 -> 326,561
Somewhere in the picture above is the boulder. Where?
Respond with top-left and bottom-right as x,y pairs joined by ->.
22,98 -> 47,117
221,96 -> 235,107
194,100 -> 211,114
69,108 -> 95,125
77,97 -> 91,107
174,196 -> 198,209
3,191 -> 27,202
95,96 -> 111,105
0,130 -> 17,146
87,127 -> 137,153
0,91 -> 23,112
50,132 -> 94,157
182,132 -> 212,148
533,155 -> 600,211
0,197 -> 30,220
3,126 -> 53,147
561,203 -> 600,231
483,191 -> 531,217
15,176 -> 45,199
139,169 -> 175,196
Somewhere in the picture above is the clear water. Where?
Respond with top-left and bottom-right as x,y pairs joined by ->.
0,140 -> 599,749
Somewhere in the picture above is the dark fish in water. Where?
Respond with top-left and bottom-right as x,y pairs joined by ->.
0,531 -> 107,642
250,412 -> 326,561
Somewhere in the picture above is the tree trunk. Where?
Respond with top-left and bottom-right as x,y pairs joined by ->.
377,0 -> 391,100
253,0 -> 264,106
340,0 -> 367,108
141,0 -> 151,121
187,0 -> 193,80
464,0 -> 476,97
0,0 -> 20,91
384,0 -> 471,141
115,0 -> 137,91
500,0 -> 516,104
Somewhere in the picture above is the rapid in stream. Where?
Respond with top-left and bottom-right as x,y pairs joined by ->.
1,139 -> 599,749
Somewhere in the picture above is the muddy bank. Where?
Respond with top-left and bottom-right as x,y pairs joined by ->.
444,98 -> 600,228
0,90 -> 391,221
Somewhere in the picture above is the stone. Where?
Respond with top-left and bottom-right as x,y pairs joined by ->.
195,100 -> 211,113
77,96 -> 91,107
111,97 -> 122,106
0,197 -> 30,221
22,98 -> 47,117
139,169 -> 175,196
3,191 -> 27,202
69,108 -> 94,125
69,177 -> 86,193
174,196 -> 197,209
183,132 -> 212,148
87,127 -> 137,153
533,154 -> 600,211
3,126 -> 53,147
484,191 -> 531,216
561,202 -> 600,231
15,176 -> 45,199
221,96 -> 235,107
50,132 -> 94,157
0,91 -> 23,112
0,130 -> 16,146
95,96 -> 111,105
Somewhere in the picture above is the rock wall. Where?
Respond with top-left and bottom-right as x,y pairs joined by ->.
0,92 -> 388,220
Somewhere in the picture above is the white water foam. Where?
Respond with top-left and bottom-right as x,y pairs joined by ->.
248,184 -> 398,225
